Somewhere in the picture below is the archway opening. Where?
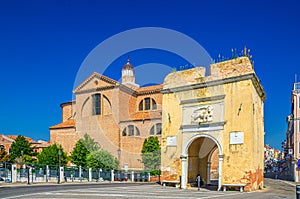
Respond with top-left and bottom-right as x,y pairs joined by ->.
187,136 -> 219,190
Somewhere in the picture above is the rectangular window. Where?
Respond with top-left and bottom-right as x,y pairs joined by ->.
145,98 -> 150,110
156,123 -> 162,135
93,94 -> 101,115
128,125 -> 134,136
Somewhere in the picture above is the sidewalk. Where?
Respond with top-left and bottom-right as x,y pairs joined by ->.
264,172 -> 294,181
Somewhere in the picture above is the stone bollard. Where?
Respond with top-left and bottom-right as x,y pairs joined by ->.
29,167 -> 33,184
98,169 -> 102,181
111,170 -> 114,182
148,172 -> 151,182
46,165 -> 49,182
131,171 -> 134,182
89,168 -> 92,182
79,166 -> 82,182
11,164 -> 17,183
60,166 -> 64,183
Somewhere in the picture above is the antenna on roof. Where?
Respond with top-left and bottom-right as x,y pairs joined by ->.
295,74 -> 298,83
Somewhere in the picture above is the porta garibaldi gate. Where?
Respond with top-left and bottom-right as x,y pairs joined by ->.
160,57 -> 265,192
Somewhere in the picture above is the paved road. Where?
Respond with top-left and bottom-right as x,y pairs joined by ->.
0,178 -> 297,199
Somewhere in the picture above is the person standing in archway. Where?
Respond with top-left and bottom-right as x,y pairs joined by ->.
196,174 -> 201,191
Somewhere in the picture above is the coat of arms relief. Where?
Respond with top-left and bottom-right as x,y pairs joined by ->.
191,106 -> 214,123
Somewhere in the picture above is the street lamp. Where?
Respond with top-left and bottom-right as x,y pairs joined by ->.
58,149 -> 62,184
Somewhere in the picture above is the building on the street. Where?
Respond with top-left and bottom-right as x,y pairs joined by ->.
264,144 -> 283,163
285,81 -> 300,182
0,134 -> 49,154
50,58 -> 163,170
160,56 -> 266,191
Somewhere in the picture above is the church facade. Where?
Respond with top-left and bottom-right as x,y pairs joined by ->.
50,59 -> 162,170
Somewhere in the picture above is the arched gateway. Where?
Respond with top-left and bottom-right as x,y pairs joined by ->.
181,134 -> 223,190
160,57 -> 265,191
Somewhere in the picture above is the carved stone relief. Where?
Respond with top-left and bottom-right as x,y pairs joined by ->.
191,106 -> 214,123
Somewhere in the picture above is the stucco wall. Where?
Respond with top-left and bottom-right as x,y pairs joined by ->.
161,57 -> 265,191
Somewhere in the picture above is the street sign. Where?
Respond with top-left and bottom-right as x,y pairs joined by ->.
289,149 -> 293,154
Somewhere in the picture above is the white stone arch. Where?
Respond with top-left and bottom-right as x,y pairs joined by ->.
181,133 -> 223,191
183,133 -> 223,156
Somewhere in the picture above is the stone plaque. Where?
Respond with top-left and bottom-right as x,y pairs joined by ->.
230,132 -> 244,145
167,136 -> 177,146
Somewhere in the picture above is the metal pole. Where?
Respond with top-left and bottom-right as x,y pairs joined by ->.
4,162 -> 7,183
57,166 -> 60,184
27,166 -> 30,185
296,185 -> 300,199
58,150 -> 61,184
32,166 -> 34,183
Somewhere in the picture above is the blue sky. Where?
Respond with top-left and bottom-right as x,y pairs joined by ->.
0,0 -> 299,149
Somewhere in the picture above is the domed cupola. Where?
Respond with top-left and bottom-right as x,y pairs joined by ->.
121,57 -> 139,88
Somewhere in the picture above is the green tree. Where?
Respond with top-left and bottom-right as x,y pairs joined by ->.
70,139 -> 90,167
81,133 -> 100,152
37,143 -> 68,166
10,135 -> 35,162
87,149 -> 119,170
141,136 -> 161,174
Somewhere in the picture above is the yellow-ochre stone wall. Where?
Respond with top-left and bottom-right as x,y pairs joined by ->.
161,57 -> 265,191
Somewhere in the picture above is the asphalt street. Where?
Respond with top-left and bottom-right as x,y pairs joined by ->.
0,178 -> 297,199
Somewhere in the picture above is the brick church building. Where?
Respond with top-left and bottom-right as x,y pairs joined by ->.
50,59 -> 162,170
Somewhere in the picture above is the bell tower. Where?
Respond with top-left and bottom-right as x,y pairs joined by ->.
121,57 -> 139,89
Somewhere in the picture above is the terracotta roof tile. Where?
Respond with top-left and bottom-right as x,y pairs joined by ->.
137,84 -> 163,92
49,119 -> 75,129
7,135 -> 33,142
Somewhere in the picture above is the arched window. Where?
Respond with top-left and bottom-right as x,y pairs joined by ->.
92,94 -> 101,115
139,101 -> 143,111
128,125 -> 134,136
156,123 -> 162,135
122,125 -> 141,137
135,127 -> 140,136
152,99 -> 157,110
122,128 -> 127,136
150,126 -> 155,135
149,123 -> 162,136
138,98 -> 157,111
